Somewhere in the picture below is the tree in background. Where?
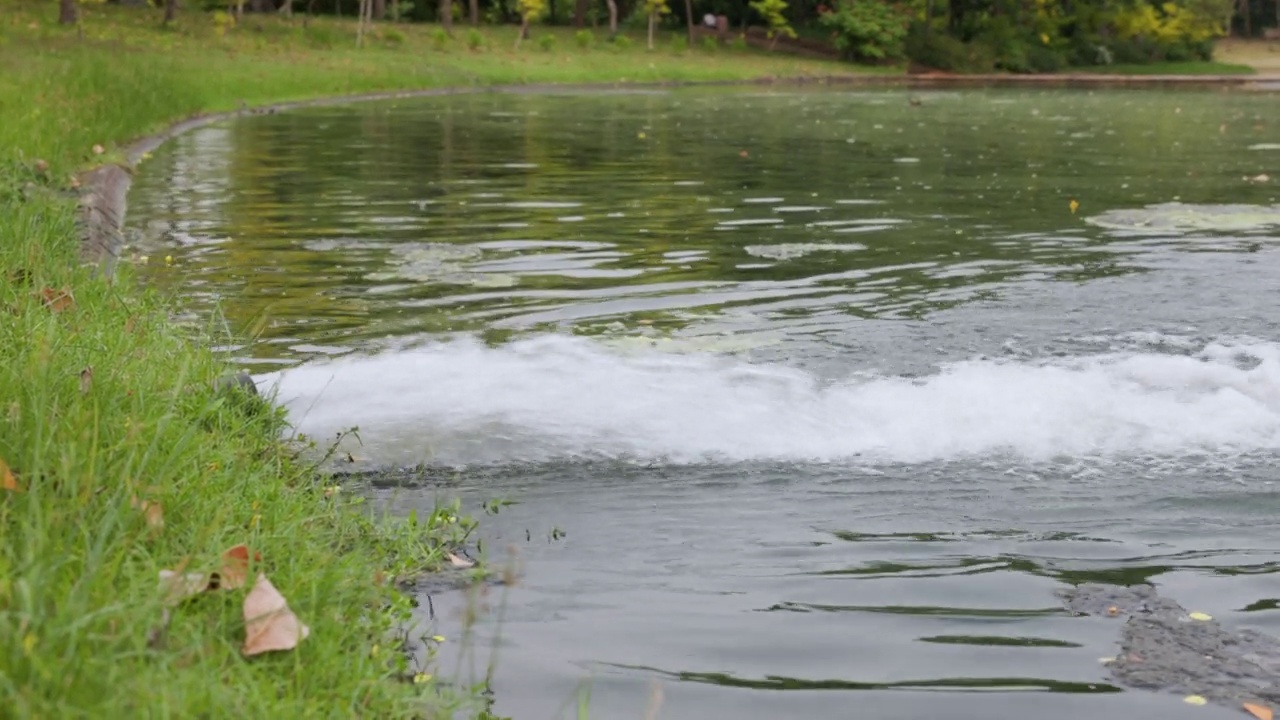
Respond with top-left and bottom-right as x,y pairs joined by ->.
515,0 -> 548,45
749,0 -> 796,47
645,0 -> 670,47
59,0 -> 78,24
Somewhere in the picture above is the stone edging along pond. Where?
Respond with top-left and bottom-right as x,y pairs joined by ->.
74,72 -> 1280,275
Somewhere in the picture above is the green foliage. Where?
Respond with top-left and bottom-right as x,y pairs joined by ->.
730,33 -> 749,50
703,34 -> 721,51
575,29 -> 594,48
644,0 -> 671,22
518,0 -> 548,22
538,33 -> 557,51
905,24 -> 996,71
466,27 -> 485,49
749,0 -> 798,41
382,26 -> 407,45
430,26 -> 450,49
820,0 -> 911,61
670,34 -> 688,52
610,33 -> 634,49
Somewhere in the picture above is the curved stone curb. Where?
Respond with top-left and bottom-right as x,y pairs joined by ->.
1061,583 -> 1280,712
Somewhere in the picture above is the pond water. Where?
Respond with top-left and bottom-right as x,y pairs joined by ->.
130,87 -> 1280,719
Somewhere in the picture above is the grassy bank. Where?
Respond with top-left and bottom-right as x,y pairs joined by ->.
1079,60 -> 1256,74
0,2 -> 857,717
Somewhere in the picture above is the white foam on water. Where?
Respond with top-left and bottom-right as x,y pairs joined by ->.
261,335 -> 1280,467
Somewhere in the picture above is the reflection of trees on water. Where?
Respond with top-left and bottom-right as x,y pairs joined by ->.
129,89 -> 1280,364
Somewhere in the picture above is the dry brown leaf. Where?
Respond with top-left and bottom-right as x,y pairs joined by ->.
124,316 -> 137,334
242,574 -> 310,656
131,496 -> 164,532
79,366 -> 93,394
1244,703 -> 1274,720
446,552 -> 475,569
1,457 -> 21,493
212,544 -> 261,591
158,569 -> 210,606
39,287 -> 74,313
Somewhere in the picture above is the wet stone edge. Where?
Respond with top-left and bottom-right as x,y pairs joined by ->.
1061,582 -> 1280,712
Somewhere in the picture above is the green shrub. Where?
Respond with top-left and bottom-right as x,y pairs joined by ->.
729,33 -> 748,50
575,29 -> 594,48
819,0 -> 910,62
1025,44 -> 1066,72
382,26 -> 407,45
610,33 -> 633,50
431,26 -> 451,49
702,34 -> 720,51
466,27 -> 485,50
669,34 -> 687,53
904,26 -> 995,72
537,33 -> 557,51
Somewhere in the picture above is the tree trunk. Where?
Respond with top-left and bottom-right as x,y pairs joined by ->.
515,17 -> 529,46
391,0 -> 398,20
59,0 -> 78,24
356,0 -> 368,45
684,0 -> 693,44
439,0 -> 452,32
647,9 -> 654,48
469,0 -> 478,24
1239,0 -> 1251,36
573,0 -> 588,27
164,0 -> 178,24
372,0 -> 384,19
278,0 -> 293,17
606,0 -> 618,35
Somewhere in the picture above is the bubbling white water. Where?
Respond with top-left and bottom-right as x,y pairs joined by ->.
260,334 -> 1280,467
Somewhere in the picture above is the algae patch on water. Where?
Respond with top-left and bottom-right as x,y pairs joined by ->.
1085,202 -> 1280,235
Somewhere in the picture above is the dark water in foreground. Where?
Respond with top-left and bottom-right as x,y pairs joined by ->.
128,87 -> 1280,719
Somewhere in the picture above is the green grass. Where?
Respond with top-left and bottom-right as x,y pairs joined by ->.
1,183 -> 486,715
1079,60 -> 1256,75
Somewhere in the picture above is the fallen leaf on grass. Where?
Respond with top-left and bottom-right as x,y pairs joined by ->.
131,496 -> 164,533
79,366 -> 93,394
1244,703 -> 1274,720
446,552 -> 475,569
39,287 -> 74,313
242,574 -> 310,656
158,569 -> 209,606
211,544 -> 261,590
1,457 -> 21,492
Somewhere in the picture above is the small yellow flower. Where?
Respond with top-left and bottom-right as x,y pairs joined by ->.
1069,199 -> 1080,214
1183,695 -> 1207,706
431,635 -> 446,643
1188,611 -> 1213,621
164,255 -> 174,265
413,672 -> 432,684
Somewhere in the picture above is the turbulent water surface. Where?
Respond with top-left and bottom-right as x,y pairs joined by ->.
129,87 -> 1280,719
